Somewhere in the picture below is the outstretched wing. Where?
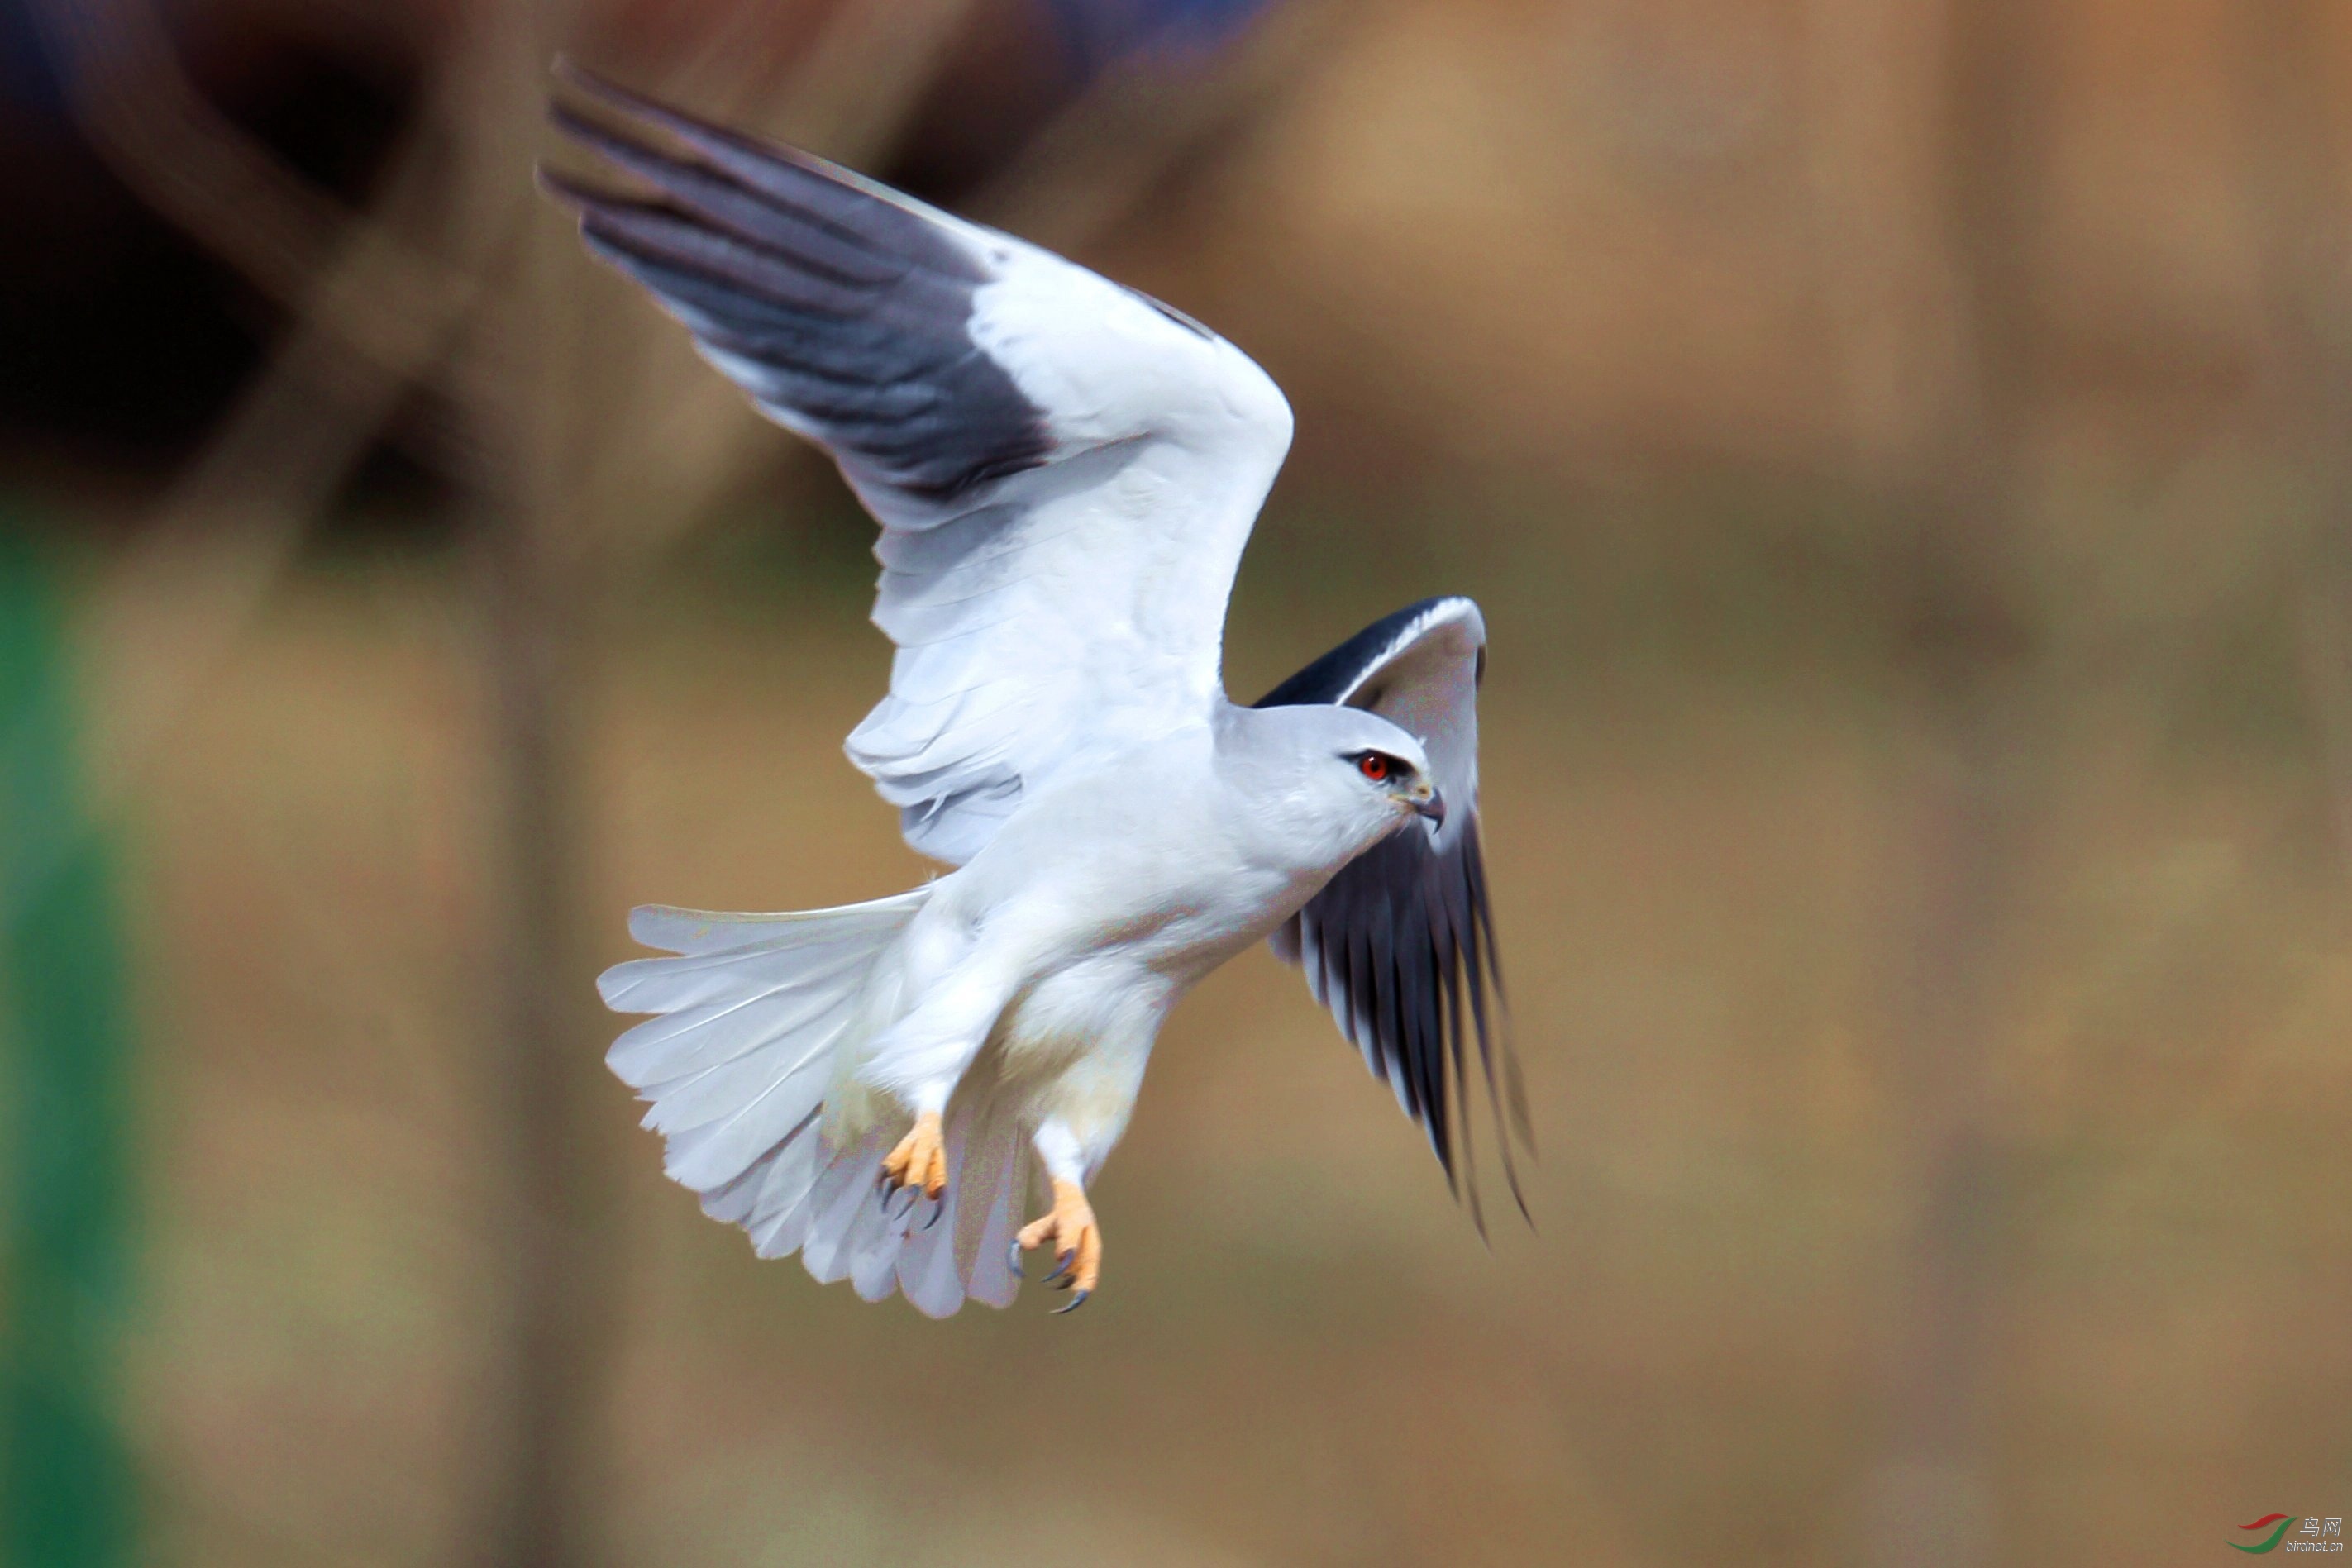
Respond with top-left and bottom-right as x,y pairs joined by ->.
544,65 -> 1294,864
1255,596 -> 1531,1222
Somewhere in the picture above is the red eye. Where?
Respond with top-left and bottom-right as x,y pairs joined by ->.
1357,753 -> 1391,782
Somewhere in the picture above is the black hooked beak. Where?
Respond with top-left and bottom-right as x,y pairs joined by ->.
1414,788 -> 1446,828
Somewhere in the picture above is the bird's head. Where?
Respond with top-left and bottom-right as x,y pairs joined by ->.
1338,736 -> 1443,829
1233,703 -> 1442,859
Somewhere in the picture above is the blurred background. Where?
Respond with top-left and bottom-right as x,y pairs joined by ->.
1,0 -> 2348,1563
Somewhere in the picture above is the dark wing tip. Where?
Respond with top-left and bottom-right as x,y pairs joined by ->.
550,56 -> 673,130
535,64 -> 1057,508
551,59 -> 741,148
538,83 -> 675,224
546,58 -> 917,231
534,160 -> 603,213
1278,809 -> 1534,1236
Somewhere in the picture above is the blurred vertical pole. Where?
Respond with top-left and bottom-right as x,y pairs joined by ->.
0,524 -> 136,1568
2237,3 -> 2352,880
467,6 -> 616,1565
1806,0 -> 2046,1560
2238,33 -> 2352,1533
475,312 -> 610,1568
1869,2 -> 2044,1565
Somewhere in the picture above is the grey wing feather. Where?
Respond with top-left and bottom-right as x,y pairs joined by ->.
541,69 -> 1052,503
1257,596 -> 1533,1225
544,66 -> 1294,867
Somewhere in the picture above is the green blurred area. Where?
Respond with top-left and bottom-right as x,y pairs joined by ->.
0,533 -> 136,1568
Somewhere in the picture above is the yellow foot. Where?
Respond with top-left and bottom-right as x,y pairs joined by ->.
1014,1177 -> 1101,1313
880,1111 -> 947,1200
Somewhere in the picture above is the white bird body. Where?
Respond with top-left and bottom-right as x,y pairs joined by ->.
840,703 -> 1426,1161
552,68 -> 1526,1316
601,701 -> 1428,1315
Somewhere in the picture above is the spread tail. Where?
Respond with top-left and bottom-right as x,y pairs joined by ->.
598,889 -> 1027,1317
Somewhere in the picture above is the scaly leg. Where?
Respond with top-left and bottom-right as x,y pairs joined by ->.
880,1110 -> 947,1201
1014,1117 -> 1103,1312
1014,1175 -> 1101,1313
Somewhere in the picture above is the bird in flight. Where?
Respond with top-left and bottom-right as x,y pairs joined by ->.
546,65 -> 1529,1316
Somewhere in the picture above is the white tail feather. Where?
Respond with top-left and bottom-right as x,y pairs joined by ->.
599,887 -> 1028,1317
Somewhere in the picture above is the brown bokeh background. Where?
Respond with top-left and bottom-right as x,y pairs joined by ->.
4,0 -> 2350,1563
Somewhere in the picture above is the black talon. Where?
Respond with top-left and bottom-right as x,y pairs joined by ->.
1009,1239 -> 1025,1277
884,1185 -> 916,1222
922,1193 -> 946,1231
1052,1289 -> 1090,1315
1043,1248 -> 1076,1287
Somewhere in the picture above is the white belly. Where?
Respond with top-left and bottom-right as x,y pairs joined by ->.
875,719 -> 1400,1169
921,734 -> 1335,1159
